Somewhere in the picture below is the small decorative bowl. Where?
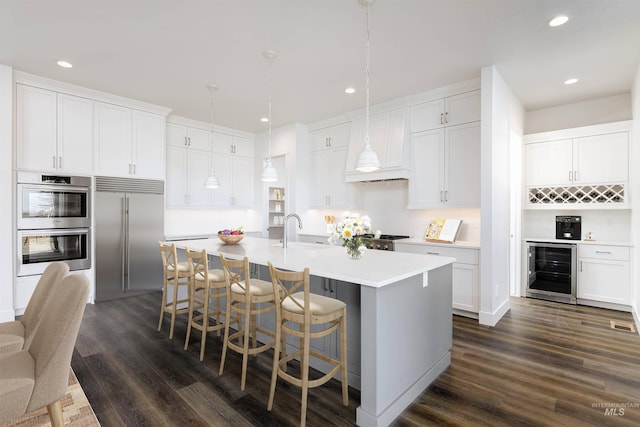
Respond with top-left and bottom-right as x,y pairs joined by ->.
217,233 -> 244,245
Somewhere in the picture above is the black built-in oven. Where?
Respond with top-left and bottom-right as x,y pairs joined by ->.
525,241 -> 577,304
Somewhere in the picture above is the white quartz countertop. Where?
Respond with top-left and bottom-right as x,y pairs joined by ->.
395,238 -> 481,250
171,237 -> 455,288
523,237 -> 632,247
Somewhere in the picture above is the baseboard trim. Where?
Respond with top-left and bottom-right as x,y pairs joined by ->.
479,298 -> 510,327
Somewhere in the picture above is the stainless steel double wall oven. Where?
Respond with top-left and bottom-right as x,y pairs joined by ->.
17,171 -> 91,276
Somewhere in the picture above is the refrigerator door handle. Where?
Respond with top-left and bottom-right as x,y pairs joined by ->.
125,195 -> 130,291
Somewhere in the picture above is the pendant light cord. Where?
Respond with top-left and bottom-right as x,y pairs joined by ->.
267,56 -> 273,162
209,87 -> 215,172
364,2 -> 371,147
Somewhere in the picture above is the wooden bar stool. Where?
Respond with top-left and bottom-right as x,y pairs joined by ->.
184,248 -> 233,361
267,262 -> 348,427
157,241 -> 191,339
219,254 -> 279,391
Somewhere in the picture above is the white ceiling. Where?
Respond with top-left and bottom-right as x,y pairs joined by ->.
2,0 -> 639,133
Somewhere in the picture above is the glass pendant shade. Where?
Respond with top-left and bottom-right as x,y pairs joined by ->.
261,159 -> 278,182
204,173 -> 220,189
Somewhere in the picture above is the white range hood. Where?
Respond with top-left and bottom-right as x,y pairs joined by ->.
344,108 -> 411,182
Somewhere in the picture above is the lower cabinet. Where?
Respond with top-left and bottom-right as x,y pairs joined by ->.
395,243 -> 480,316
577,244 -> 631,306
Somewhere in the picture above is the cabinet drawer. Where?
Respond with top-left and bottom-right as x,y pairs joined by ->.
423,245 -> 479,264
579,245 -> 629,261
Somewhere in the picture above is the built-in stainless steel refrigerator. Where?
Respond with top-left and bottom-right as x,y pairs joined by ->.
95,177 -> 164,301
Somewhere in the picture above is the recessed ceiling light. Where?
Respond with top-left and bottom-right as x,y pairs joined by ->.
345,87 -> 356,94
549,15 -> 569,27
564,78 -> 579,85
56,60 -> 73,68
260,117 -> 269,123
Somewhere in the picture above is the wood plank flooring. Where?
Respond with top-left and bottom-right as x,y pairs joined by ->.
71,292 -> 640,426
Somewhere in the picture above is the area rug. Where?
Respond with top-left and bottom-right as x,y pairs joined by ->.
0,369 -> 99,427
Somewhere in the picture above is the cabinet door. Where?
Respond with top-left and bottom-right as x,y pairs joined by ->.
57,93 -> 93,174
188,127 -> 211,151
166,123 -> 187,148
578,258 -> 630,305
311,150 -> 330,207
383,110 -> 407,169
408,129 -> 444,208
231,156 -> 253,207
444,122 -> 480,207
95,102 -> 132,177
16,85 -> 57,171
165,145 -> 187,207
525,139 -> 572,186
334,280 -> 361,379
132,110 -> 165,179
452,263 -> 479,312
573,132 -> 628,184
231,136 -> 254,157
211,154 -> 232,207
444,90 -> 481,127
410,98 -> 444,133
211,133 -> 234,154
186,149 -> 213,207
311,127 -> 331,151
328,148 -> 349,207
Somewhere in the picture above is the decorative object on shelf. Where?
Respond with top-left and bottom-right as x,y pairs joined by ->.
217,226 -> 244,244
261,50 -> 279,182
204,84 -> 221,189
328,213 -> 373,259
424,218 -> 462,243
354,0 -> 380,173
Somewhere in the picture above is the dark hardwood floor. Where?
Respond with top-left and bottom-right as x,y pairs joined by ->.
71,292 -> 640,426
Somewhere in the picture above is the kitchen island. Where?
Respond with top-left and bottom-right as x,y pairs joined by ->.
172,237 -> 454,427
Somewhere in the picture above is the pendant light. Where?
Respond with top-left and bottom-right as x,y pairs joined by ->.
261,50 -> 279,182
204,84 -> 221,189
354,0 -> 381,173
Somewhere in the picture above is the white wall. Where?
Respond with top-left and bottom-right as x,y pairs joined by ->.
0,64 -> 14,321
523,209 -> 631,242
631,63 -> 640,326
525,93 -> 632,134
480,66 -> 525,326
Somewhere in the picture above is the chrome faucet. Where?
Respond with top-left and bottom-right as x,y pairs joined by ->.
283,213 -> 303,248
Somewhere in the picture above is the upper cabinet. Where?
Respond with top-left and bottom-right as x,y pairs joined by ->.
16,84 -> 93,174
166,123 -> 212,207
344,108 -> 411,182
410,90 -> 481,133
524,121 -> 631,208
95,102 -> 165,180
310,123 -> 353,208
408,89 -> 481,209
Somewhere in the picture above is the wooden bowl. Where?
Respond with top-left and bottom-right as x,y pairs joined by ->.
217,233 -> 244,245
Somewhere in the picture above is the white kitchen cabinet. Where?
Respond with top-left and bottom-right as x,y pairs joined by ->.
525,132 -> 628,187
16,85 -> 93,174
311,147 -> 350,207
166,123 -> 213,207
408,121 -> 480,208
211,153 -> 253,208
395,243 -> 480,315
345,109 -> 409,176
410,90 -> 480,133
310,122 -> 351,151
212,133 -> 253,158
95,102 -> 165,180
578,244 -> 631,306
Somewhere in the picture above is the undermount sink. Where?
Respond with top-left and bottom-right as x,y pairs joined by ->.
272,242 -> 331,250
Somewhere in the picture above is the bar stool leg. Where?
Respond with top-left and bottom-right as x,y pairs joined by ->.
158,280 -> 167,331
200,290 -> 210,362
169,278 -> 179,339
240,304 -> 251,390
340,310 -> 349,406
300,322 -> 311,427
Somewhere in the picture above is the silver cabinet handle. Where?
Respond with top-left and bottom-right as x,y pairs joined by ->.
574,170 -> 578,181
427,251 -> 440,255
188,137 -> 191,146
58,156 -> 62,169
595,251 -> 612,254
132,164 -> 136,175
440,112 -> 444,125
52,156 -> 56,168
444,190 -> 448,202
580,261 -> 583,272
444,111 -> 449,124
440,190 -> 443,202
328,137 -> 331,147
